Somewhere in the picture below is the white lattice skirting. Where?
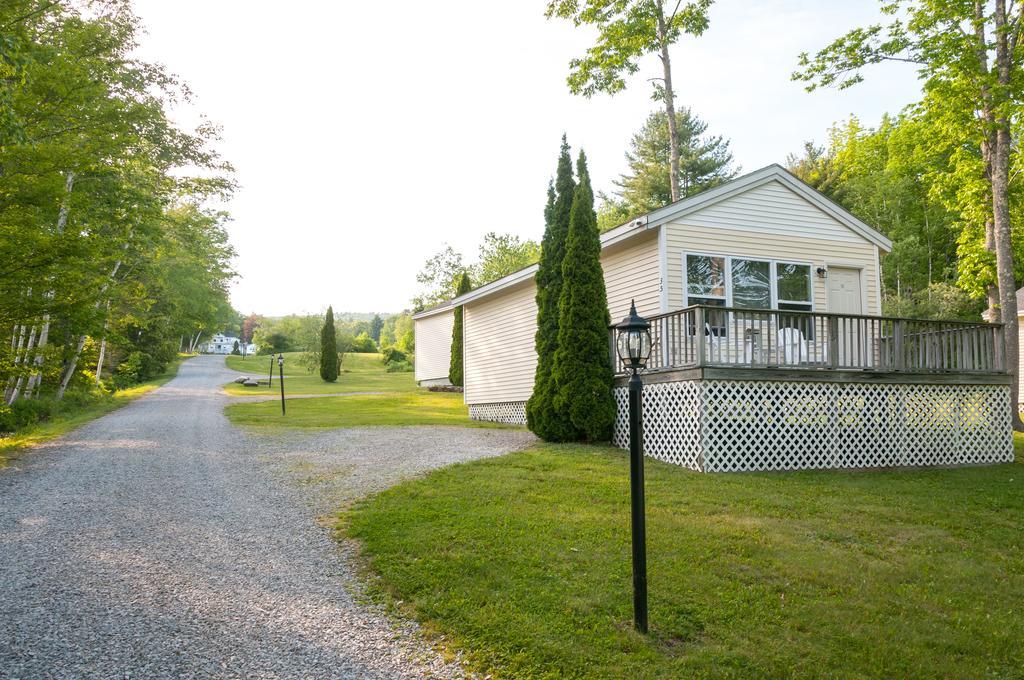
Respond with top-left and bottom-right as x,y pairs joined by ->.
613,380 -> 1014,472
469,401 -> 527,425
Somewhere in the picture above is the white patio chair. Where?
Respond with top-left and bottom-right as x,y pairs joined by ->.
704,322 -> 724,363
777,327 -> 808,365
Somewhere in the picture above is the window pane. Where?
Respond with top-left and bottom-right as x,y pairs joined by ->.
731,259 -> 771,309
686,255 -> 725,297
777,263 -> 811,302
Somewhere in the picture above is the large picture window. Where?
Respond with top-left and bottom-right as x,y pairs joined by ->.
684,253 -> 814,312
731,259 -> 771,310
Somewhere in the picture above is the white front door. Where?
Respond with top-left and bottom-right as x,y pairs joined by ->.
828,267 -> 863,315
827,267 -> 865,366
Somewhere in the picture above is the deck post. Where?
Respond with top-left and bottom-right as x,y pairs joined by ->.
695,306 -> 706,367
827,316 -> 839,369
993,325 -> 1005,373
894,320 -> 906,372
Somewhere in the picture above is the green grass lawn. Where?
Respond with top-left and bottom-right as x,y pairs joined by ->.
224,350 -> 510,430
343,435 -> 1024,678
0,355 -> 187,467
224,352 -> 417,395
226,390 -> 508,429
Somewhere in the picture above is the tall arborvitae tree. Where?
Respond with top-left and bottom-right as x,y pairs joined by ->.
449,272 -> 472,386
526,136 -> 579,441
552,151 -> 616,441
319,306 -> 339,382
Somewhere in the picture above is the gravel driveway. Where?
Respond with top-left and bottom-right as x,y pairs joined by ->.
0,355 -> 534,678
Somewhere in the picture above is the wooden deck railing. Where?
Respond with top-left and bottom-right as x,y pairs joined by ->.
610,305 -> 1005,376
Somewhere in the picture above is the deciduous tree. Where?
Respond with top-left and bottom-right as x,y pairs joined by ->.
473,233 -> 541,285
794,0 -> 1024,429
546,0 -> 714,202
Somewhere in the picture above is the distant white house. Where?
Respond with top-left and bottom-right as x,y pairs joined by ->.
201,333 -> 256,355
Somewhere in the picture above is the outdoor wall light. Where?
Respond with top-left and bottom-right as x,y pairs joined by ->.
816,267 -> 828,279
614,299 -> 651,634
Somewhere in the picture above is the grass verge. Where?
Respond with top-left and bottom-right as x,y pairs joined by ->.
342,435 -> 1024,678
225,390 -> 509,429
0,355 -> 187,467
224,352 -> 416,395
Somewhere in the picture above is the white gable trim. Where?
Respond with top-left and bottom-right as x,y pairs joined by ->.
647,165 -> 892,252
453,263 -> 539,306
411,300 -> 454,321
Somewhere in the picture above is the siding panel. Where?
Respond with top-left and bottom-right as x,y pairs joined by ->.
464,281 -> 538,405
602,231 -> 662,320
664,180 -> 882,316
413,309 -> 454,383
463,233 -> 661,405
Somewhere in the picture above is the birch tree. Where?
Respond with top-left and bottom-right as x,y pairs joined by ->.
545,0 -> 713,202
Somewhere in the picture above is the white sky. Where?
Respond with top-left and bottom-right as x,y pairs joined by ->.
130,1 -> 920,316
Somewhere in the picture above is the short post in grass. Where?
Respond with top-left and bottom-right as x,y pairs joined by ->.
278,353 -> 285,415
269,354 -> 274,389
615,300 -> 652,634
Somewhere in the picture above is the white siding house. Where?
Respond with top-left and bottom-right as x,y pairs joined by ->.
415,165 -> 1013,470
201,334 -> 255,355
412,302 -> 455,386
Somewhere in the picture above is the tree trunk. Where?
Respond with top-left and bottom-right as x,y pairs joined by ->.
95,336 -> 107,386
656,7 -> 681,202
25,171 -> 75,399
992,127 -> 1020,428
95,299 -> 111,386
56,260 -> 121,400
4,324 -> 28,403
56,334 -> 87,400
7,325 -> 37,405
24,314 -> 50,398
992,0 -> 1023,430
985,221 -> 999,319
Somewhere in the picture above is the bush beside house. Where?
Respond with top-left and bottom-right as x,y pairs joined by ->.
526,137 -> 577,441
551,152 -> 615,441
449,273 -> 472,386
527,139 -> 613,442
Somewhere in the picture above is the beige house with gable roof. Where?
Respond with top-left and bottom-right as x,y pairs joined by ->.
414,165 -> 1013,472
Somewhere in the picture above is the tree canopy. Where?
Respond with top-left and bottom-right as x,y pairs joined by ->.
793,0 -> 1024,428
1,1 -> 237,406
546,0 -> 714,203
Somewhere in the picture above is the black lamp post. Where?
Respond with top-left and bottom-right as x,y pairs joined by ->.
615,299 -> 653,634
278,353 -> 285,415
